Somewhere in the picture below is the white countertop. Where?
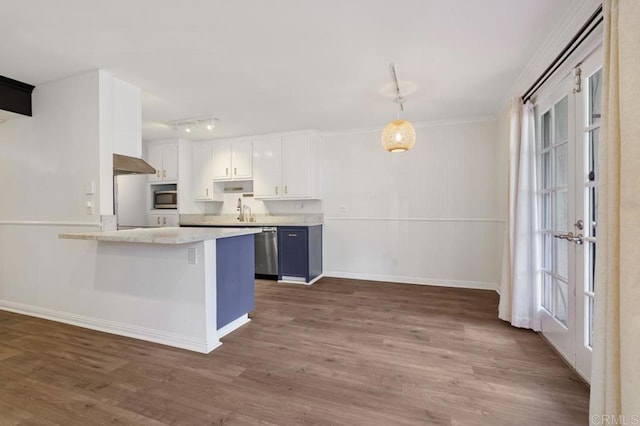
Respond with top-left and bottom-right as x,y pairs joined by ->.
59,227 -> 261,245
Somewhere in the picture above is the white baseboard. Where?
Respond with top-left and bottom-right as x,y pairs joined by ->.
323,271 -> 498,291
0,299 -> 217,354
217,314 -> 250,339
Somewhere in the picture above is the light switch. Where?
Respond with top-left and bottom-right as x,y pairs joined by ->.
85,181 -> 96,195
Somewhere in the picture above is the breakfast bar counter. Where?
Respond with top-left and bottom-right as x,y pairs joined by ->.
60,226 -> 260,244
58,227 -> 261,353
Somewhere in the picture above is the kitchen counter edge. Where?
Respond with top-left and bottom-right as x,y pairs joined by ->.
59,227 -> 262,245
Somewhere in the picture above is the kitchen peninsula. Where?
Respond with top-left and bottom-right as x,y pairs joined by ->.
59,227 -> 260,353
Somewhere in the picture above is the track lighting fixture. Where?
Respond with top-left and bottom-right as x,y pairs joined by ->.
171,116 -> 218,135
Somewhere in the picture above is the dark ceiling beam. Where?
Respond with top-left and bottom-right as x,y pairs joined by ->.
0,75 -> 35,117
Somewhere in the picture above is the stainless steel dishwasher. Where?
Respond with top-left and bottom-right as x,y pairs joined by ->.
255,227 -> 278,278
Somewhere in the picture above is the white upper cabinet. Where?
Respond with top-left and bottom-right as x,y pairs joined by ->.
212,139 -> 253,181
147,140 -> 178,182
212,140 -> 232,180
253,136 -> 283,199
253,133 -> 319,200
191,141 -> 222,201
282,134 -> 313,199
147,143 -> 163,182
162,143 -> 179,181
232,139 -> 253,179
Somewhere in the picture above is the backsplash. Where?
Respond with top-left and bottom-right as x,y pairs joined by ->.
210,193 -> 323,216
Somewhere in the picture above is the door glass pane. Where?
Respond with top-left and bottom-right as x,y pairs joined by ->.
542,111 -> 551,149
542,152 -> 551,188
589,128 -> 600,181
589,187 -> 598,237
587,242 -> 596,293
542,233 -> 551,269
588,296 -> 594,348
555,143 -> 568,186
543,273 -> 552,311
541,193 -> 551,230
555,96 -> 569,142
589,69 -> 603,125
555,279 -> 569,326
554,190 -> 568,231
555,237 -> 568,279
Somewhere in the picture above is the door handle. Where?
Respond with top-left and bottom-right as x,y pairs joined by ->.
163,217 -> 167,225
157,217 -> 160,225
554,232 -> 584,245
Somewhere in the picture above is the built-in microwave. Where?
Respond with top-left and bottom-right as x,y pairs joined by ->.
154,190 -> 177,209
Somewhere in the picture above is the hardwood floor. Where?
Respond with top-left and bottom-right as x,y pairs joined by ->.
0,278 -> 589,425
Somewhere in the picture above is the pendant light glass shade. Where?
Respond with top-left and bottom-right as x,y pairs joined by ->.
381,119 -> 416,152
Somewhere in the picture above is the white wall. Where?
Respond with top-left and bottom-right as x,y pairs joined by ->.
0,71 -> 189,344
0,71 -> 102,221
320,119 -> 504,290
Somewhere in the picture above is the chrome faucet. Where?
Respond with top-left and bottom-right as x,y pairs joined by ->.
237,197 -> 243,222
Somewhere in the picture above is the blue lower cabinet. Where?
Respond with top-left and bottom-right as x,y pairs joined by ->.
278,225 -> 322,283
216,234 -> 255,329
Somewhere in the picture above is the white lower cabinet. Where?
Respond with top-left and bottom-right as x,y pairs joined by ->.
148,213 -> 178,227
253,133 -> 319,200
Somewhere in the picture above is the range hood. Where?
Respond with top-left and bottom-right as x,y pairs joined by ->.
113,153 -> 156,175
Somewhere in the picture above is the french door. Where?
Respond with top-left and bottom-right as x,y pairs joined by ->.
536,46 -> 601,382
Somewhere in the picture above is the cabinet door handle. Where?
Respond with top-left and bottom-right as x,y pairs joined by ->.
288,233 -> 297,237
234,167 -> 237,175
156,170 -> 160,178
285,185 -> 288,194
157,217 -> 160,225
226,167 -> 229,176
163,170 -> 166,178
275,186 -> 278,195
206,188 -> 209,197
163,217 -> 167,225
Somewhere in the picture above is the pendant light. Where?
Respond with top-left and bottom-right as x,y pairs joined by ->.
381,63 -> 416,153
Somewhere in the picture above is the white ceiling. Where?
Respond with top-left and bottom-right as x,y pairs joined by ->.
0,0 -> 575,140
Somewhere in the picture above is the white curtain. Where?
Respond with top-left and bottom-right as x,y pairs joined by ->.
499,99 -> 541,331
590,0 -> 640,421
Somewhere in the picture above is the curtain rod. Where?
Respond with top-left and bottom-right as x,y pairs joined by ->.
522,4 -> 603,104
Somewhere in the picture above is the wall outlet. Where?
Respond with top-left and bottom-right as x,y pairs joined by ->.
86,200 -> 94,215
188,247 -> 197,264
